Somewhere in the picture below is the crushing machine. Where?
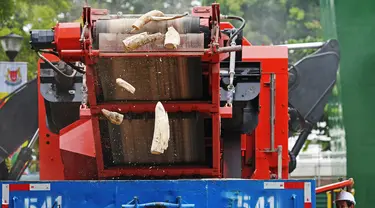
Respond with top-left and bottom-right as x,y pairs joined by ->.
0,2 -> 355,207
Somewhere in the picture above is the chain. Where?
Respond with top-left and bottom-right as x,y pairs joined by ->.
225,32 -> 238,107
226,85 -> 234,107
80,63 -> 88,109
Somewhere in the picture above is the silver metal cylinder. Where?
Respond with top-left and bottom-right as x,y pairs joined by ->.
277,145 -> 282,179
27,129 -> 39,148
94,16 -> 200,37
270,73 -> 276,151
277,42 -> 325,50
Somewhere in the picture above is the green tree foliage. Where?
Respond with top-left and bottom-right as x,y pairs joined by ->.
0,0 -> 71,79
203,0 -> 322,45
68,0 -> 194,21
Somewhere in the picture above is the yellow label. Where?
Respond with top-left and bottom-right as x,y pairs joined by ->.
0,92 -> 8,99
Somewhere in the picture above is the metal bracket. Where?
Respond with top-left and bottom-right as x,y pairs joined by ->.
269,73 -> 276,152
288,39 -> 340,124
122,196 -> 195,208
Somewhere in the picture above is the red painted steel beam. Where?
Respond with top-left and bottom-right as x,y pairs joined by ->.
99,52 -> 204,58
60,49 -> 240,59
99,167 -> 220,178
315,178 -> 354,194
92,102 -> 219,114
60,50 -> 204,59
220,106 -> 232,118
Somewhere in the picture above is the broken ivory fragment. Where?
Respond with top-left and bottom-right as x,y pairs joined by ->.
123,32 -> 164,52
151,102 -> 170,155
150,12 -> 189,21
131,10 -> 165,32
131,11 -> 189,33
116,78 -> 135,94
102,109 -> 124,125
164,26 -> 180,49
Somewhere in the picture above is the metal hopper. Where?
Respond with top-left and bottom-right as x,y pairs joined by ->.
93,16 -> 207,167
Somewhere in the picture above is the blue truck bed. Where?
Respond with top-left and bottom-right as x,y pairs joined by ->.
1,179 -> 315,208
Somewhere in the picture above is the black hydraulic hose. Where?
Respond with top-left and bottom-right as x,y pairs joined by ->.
36,50 -> 86,75
39,50 -> 86,74
36,51 -> 77,78
289,122 -> 313,174
291,122 -> 313,156
38,49 -> 59,56
66,62 -> 86,74
38,50 -> 86,74
222,15 -> 246,46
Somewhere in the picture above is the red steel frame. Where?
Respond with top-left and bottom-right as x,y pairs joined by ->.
38,54 -> 65,180
242,46 -> 289,179
38,3 -> 290,180
89,4 -> 223,178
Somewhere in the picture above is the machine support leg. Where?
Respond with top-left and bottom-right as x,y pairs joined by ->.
212,113 -> 221,174
223,133 -> 241,178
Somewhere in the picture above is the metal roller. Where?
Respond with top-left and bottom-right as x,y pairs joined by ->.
94,16 -> 200,41
98,33 -> 204,52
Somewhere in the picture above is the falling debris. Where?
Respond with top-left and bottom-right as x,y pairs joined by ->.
102,109 -> 124,125
132,10 -> 165,32
116,78 -> 135,94
164,26 -> 180,49
123,32 -> 164,52
151,102 -> 170,155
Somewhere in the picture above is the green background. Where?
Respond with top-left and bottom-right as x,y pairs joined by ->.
321,0 -> 375,207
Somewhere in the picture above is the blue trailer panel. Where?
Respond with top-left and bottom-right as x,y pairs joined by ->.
1,179 -> 315,208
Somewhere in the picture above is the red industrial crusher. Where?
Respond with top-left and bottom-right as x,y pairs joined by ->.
30,3 -> 338,181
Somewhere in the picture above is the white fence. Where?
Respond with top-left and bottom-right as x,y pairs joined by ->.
290,151 -> 346,178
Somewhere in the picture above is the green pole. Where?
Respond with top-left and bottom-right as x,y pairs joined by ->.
328,0 -> 375,207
